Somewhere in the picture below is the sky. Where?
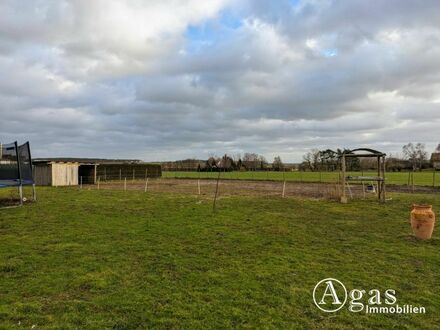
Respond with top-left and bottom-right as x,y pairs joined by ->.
1,0 -> 439,162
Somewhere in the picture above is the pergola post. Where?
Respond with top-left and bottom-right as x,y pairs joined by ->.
381,156 -> 386,203
340,154 -> 347,203
339,148 -> 386,204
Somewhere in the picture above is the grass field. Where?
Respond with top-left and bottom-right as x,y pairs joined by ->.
163,170 -> 440,187
1,188 -> 439,329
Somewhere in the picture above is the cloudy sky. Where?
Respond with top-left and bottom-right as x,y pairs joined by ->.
1,0 -> 439,162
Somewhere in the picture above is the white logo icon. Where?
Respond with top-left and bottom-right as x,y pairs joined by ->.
313,278 -> 348,312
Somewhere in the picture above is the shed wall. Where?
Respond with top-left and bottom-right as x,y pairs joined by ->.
51,163 -> 79,186
95,164 -> 161,181
34,164 -> 52,186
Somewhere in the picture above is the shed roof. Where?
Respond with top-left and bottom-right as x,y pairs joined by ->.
33,158 -> 141,165
431,153 -> 440,161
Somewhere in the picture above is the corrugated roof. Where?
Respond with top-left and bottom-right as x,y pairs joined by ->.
33,158 -> 141,165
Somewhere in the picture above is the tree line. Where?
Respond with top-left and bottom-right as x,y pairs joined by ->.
301,143 -> 440,172
161,153 -> 287,171
160,143 -> 440,172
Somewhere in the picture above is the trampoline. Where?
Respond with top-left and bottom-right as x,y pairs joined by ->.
0,141 -> 36,206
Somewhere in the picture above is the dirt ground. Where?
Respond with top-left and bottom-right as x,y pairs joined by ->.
84,178 -> 440,201
86,178 -> 368,200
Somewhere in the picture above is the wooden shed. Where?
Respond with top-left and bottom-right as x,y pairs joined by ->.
33,158 -> 162,186
34,161 -> 79,186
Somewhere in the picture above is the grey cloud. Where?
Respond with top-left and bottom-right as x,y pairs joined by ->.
1,0 -> 440,162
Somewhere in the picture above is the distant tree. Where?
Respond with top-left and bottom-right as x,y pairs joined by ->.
336,148 -> 360,171
207,156 -> 218,169
303,149 -> 321,171
273,156 -> 284,171
435,144 -> 440,153
218,154 -> 235,171
319,149 -> 338,171
242,153 -> 268,170
402,143 -> 427,170
242,153 -> 259,170
258,155 -> 268,170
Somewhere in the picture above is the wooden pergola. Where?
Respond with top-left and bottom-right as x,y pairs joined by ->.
340,148 -> 386,203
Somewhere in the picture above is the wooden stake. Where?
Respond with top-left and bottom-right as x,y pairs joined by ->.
80,176 -> 83,189
97,176 -> 100,190
362,182 -> 365,199
198,179 -> 201,195
412,170 -> 415,193
144,178 -> 148,192
124,177 -> 127,191
213,171 -> 221,212
282,180 -> 286,198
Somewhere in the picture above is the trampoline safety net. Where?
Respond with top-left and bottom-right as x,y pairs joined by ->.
0,141 -> 34,188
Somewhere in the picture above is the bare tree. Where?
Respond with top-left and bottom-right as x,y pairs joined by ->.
416,143 -> 428,169
435,144 -> 440,153
303,149 -> 321,171
402,143 -> 427,170
273,156 -> 284,171
258,155 -> 267,170
243,153 -> 260,170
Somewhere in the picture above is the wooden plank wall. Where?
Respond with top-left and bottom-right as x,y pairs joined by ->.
51,163 -> 79,186
34,164 -> 52,186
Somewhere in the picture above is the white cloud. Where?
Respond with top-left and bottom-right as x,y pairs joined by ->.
1,0 -> 440,161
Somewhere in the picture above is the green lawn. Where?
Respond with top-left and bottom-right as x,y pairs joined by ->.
1,188 -> 439,329
163,170 -> 440,187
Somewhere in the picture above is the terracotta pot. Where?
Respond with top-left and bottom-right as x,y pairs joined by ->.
410,205 -> 435,240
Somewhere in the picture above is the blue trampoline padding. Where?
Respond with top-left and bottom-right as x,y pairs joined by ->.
0,179 -> 34,188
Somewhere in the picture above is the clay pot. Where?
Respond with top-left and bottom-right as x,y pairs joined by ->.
410,205 -> 435,240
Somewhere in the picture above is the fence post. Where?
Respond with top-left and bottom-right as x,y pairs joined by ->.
119,168 -> 122,181
412,170 -> 415,193
144,178 -> 148,192
124,177 -> 127,191
198,179 -> 201,195
362,182 -> 366,199
97,176 -> 100,190
213,171 -> 221,212
80,176 -> 83,189
282,180 -> 286,198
